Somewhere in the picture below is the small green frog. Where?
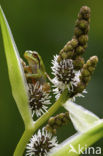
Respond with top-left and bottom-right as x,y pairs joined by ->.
23,50 -> 46,79
21,50 -> 52,90
21,50 -> 51,92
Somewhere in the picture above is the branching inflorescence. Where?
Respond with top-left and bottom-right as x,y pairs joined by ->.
0,4 -> 100,156
52,6 -> 98,101
19,6 -> 99,156
17,6 -> 99,156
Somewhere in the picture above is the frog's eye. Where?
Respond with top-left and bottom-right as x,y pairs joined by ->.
32,53 -> 38,59
32,52 -> 40,64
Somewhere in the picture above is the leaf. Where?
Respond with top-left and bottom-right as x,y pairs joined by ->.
0,6 -> 33,127
49,120 -> 103,156
63,100 -> 100,132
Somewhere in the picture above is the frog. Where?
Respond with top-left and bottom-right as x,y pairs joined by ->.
23,50 -> 46,79
22,50 -> 51,92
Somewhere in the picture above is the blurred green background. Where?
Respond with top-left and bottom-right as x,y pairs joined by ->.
0,0 -> 103,155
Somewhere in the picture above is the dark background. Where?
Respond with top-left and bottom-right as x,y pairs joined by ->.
0,0 -> 103,155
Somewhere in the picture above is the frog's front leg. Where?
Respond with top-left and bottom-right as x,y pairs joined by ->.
24,66 -> 32,73
20,58 -> 32,73
25,72 -> 42,79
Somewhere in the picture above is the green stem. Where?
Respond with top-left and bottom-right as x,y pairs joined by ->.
14,89 -> 69,156
13,129 -> 34,156
50,120 -> 103,156
34,88 -> 68,130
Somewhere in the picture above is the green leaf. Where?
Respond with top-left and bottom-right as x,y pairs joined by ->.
0,6 -> 33,127
49,120 -> 103,156
63,100 -> 100,132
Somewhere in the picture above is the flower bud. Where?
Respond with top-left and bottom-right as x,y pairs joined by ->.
46,112 -> 70,134
73,57 -> 85,70
78,6 -> 91,20
48,117 -> 55,125
63,42 -> 73,52
71,38 -> 78,48
46,124 -> 53,133
79,35 -> 88,45
72,56 -> 98,97
75,27 -> 83,37
61,52 -> 68,60
55,118 -> 62,126
76,19 -> 89,30
76,46 -> 85,55
57,55 -> 62,63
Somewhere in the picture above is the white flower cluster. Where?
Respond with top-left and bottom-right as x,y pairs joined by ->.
26,128 -> 58,156
28,82 -> 51,117
51,55 -> 81,100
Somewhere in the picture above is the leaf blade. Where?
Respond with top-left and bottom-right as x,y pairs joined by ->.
0,6 -> 33,127
49,120 -> 103,156
63,100 -> 100,132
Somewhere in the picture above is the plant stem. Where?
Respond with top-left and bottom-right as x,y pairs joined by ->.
13,129 -> 34,156
49,120 -> 103,156
14,88 -> 69,156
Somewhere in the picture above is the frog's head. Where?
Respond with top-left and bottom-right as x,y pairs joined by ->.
24,50 -> 40,66
24,50 -> 46,74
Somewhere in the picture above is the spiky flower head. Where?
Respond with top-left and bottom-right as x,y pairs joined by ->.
28,82 -> 51,117
26,128 -> 58,156
51,55 -> 81,99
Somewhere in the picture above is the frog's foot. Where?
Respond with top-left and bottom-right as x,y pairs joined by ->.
20,58 -> 26,67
